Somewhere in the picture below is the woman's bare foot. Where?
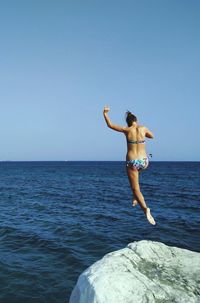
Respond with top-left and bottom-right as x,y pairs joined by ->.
132,199 -> 138,206
145,208 -> 156,225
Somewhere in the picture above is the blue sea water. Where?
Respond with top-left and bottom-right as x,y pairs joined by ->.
0,161 -> 199,303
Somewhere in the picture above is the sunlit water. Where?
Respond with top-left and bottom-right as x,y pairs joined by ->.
0,161 -> 199,302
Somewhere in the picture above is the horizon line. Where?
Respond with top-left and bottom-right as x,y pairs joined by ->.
0,160 -> 199,162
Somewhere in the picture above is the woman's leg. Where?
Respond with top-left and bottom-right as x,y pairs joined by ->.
127,175 -> 138,206
126,168 -> 138,206
126,167 -> 147,212
126,167 -> 156,225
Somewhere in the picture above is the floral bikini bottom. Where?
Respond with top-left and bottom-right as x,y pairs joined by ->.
126,157 -> 149,171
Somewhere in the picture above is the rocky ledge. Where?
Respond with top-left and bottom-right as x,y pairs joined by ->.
69,240 -> 200,303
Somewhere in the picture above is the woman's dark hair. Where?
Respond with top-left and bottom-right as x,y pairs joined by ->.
125,111 -> 137,126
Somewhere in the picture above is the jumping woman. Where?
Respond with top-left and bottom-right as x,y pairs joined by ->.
103,106 -> 156,225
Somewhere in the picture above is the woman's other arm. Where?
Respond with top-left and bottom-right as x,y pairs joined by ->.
144,127 -> 154,139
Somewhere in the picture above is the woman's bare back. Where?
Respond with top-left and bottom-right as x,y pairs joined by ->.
125,125 -> 149,160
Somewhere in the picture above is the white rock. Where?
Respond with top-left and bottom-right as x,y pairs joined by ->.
69,240 -> 200,303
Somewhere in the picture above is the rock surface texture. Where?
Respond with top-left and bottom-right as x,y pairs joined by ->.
69,240 -> 200,303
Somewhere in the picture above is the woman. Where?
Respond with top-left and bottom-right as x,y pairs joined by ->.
103,106 -> 156,225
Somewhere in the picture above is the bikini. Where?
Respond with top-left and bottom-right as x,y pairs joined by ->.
127,139 -> 146,144
126,139 -> 149,171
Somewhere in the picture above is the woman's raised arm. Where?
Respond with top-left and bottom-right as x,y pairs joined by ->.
103,106 -> 128,133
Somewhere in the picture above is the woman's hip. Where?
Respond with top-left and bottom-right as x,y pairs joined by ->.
126,157 -> 149,171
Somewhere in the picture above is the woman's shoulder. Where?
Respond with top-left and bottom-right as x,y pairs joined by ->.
138,125 -> 146,129
138,125 -> 148,135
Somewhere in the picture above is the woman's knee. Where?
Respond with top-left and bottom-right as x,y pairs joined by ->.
132,187 -> 140,195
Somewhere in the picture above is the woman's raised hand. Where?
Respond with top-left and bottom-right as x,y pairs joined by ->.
103,106 -> 110,114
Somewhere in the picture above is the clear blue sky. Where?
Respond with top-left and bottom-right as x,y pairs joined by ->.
0,0 -> 199,161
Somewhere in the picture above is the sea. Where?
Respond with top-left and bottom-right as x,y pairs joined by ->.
0,161 -> 199,303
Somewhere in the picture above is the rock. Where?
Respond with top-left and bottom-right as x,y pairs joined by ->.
69,240 -> 200,303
